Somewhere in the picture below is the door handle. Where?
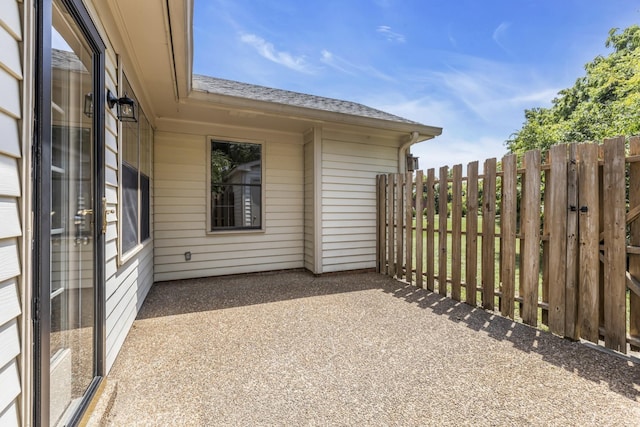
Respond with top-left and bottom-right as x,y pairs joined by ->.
102,197 -> 115,234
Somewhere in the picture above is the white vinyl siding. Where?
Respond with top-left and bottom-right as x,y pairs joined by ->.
321,132 -> 398,273
154,130 -> 304,281
0,0 -> 23,423
103,48 -> 154,372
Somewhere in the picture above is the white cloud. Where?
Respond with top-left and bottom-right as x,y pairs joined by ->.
239,33 -> 313,73
377,26 -> 406,43
492,22 -> 511,53
320,49 -> 396,82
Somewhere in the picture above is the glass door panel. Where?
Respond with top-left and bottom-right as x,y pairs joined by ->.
50,2 -> 95,424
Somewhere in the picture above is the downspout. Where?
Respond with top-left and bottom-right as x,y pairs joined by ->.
398,131 -> 420,173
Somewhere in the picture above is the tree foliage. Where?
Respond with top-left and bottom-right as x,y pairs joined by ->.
507,25 -> 640,155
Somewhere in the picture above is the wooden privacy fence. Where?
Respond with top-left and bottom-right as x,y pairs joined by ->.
376,136 -> 640,354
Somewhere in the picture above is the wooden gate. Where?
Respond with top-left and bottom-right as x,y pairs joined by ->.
377,137 -> 640,354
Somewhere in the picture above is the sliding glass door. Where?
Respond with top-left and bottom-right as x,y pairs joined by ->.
35,0 -> 105,425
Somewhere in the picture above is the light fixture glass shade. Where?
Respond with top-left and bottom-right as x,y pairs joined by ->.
117,96 -> 137,122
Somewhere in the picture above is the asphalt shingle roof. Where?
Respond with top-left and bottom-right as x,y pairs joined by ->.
193,74 -> 423,126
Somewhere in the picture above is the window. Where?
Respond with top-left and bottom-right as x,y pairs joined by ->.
120,74 -> 152,255
210,139 -> 262,231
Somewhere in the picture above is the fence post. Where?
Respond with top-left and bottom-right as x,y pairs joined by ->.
603,137 -> 627,353
377,175 -> 387,274
426,169 -> 436,292
451,164 -> 463,301
415,170 -> 424,288
521,150 -> 541,327
500,154 -> 517,319
630,137 -> 640,350
565,144 -> 579,339
482,158 -> 497,310
548,144 -> 568,336
438,166 -> 449,296
466,161 -> 479,306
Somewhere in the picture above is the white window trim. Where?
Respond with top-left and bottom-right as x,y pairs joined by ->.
206,135 -> 266,235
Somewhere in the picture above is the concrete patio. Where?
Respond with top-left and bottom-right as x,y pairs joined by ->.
91,271 -> 640,426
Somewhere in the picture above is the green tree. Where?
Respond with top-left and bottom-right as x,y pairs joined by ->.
507,25 -> 640,155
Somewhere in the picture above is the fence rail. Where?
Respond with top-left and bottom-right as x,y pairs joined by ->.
376,136 -> 640,354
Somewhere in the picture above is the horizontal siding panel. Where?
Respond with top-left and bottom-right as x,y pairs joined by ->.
105,147 -> 117,169
0,155 -> 20,196
155,203 -> 205,215
323,226 -> 376,236
323,241 -> 375,251
323,212 -> 376,221
155,238 -> 302,255
154,196 -> 203,207
0,68 -> 20,118
0,239 -> 19,283
0,1 -> 22,40
323,233 -> 376,243
322,167 -> 384,179
0,112 -> 19,157
155,261 -> 303,282
105,167 -> 118,187
0,279 -> 20,327
322,204 -> 376,214
0,400 -> 18,426
323,220 -> 376,229
323,260 -> 375,273
322,175 -> 374,186
323,247 -> 376,259
0,319 -> 19,368
155,179 -> 206,191
323,190 -> 373,200
0,198 -> 20,239
0,359 -> 20,418
155,245 -> 303,265
322,183 -> 376,193
321,160 -> 396,173
153,167 -> 204,182
323,140 -> 396,159
322,153 -> 395,168
323,198 -> 376,207
0,25 -> 21,79
155,254 -> 303,275
324,253 -> 376,266
154,231 -> 299,246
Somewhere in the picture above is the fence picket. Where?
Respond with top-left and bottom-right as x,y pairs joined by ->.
548,144 -> 568,336
521,150 -> 541,326
439,166 -> 449,296
466,161 -> 479,306
376,175 -> 385,273
406,172 -> 414,284
482,158 -> 497,310
388,174 -> 396,277
396,173 -> 404,280
426,169 -> 436,291
630,137 -> 640,351
565,144 -> 579,339
577,144 -> 600,342
416,171 -> 424,288
501,154 -> 517,318
603,137 -> 627,353
451,165 -> 463,301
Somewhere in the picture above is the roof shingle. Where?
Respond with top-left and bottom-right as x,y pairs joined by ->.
192,74 -> 423,126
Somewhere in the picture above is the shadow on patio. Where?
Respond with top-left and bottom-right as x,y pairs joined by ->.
97,271 -> 640,426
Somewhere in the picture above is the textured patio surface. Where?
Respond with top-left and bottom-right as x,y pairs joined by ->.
100,271 -> 640,426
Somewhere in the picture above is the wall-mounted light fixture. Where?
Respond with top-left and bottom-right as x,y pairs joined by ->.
107,89 -> 138,122
83,93 -> 93,118
406,154 -> 419,172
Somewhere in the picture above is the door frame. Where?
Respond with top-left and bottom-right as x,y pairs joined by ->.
33,0 -> 106,425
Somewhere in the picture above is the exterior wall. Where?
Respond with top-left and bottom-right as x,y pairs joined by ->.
153,125 -> 304,281
0,1 -> 25,424
321,130 -> 398,273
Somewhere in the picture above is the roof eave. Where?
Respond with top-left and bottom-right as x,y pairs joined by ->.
187,89 -> 443,137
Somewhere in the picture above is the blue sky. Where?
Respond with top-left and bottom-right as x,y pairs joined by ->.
193,0 -> 639,170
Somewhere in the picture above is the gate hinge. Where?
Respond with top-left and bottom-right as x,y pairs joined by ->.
580,206 -> 588,213
569,205 -> 577,212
